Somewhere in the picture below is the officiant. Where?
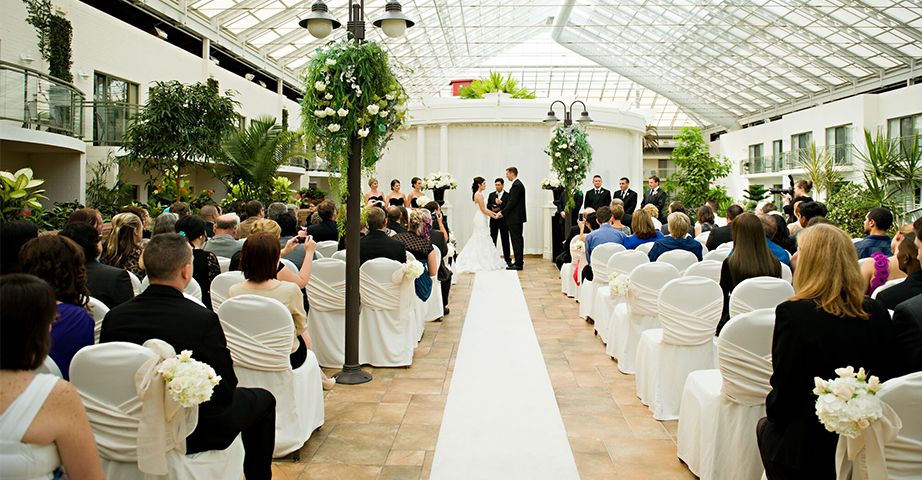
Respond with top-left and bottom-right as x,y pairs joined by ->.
488,178 -> 512,266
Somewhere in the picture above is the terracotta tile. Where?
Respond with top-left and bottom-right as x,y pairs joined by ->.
324,401 -> 379,424
378,466 -> 422,480
387,378 -> 445,396
271,462 -> 306,480
385,450 -> 426,466
624,415 -> 671,439
562,414 -> 634,441
299,464 -> 382,480
605,439 -> 695,480
371,403 -> 409,424
311,424 -> 399,465
392,424 -> 440,451
568,436 -> 610,454
573,452 -> 621,480
573,370 -> 605,387
323,380 -> 390,403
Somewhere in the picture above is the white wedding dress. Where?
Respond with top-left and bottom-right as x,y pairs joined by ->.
453,201 -> 507,274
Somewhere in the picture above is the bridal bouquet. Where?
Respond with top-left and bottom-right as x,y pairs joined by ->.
403,260 -> 425,280
813,366 -> 884,439
416,195 -> 431,207
608,273 -> 630,297
423,172 -> 458,190
158,350 -> 222,408
541,171 -> 561,190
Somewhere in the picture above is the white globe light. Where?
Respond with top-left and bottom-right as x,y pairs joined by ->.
307,19 -> 333,38
381,18 -> 407,38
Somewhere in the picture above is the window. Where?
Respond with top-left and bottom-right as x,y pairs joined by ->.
772,140 -> 783,172
93,72 -> 139,146
748,144 -> 764,173
790,132 -> 813,169
656,159 -> 675,179
887,113 -> 921,138
825,124 -> 853,165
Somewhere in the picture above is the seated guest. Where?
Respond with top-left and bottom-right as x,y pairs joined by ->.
648,212 -> 702,261
706,204 -> 743,251
706,199 -> 726,227
361,207 -> 407,264
0,274 -> 105,480
855,207 -> 894,259
581,206 -> 627,281
694,205 -> 716,237
758,214 -> 792,267
236,200 -> 264,240
623,208 -> 664,250
200,204 -> 218,238
554,208 -> 595,270
59,222 -> 134,308
67,208 -> 103,235
277,213 -> 307,269
610,203 -> 631,235
168,201 -> 191,217
0,220 -> 39,275
121,205 -> 152,239
423,202 -> 453,314
660,201 -> 695,237
228,232 -> 335,389
174,215 -> 221,311
787,201 -> 805,237
19,236 -> 95,380
643,204 -> 662,229
398,206 -> 409,229
394,209 -> 437,301
890,218 -> 922,377
306,200 -> 338,242
716,213 -> 781,334
203,213 -> 245,258
875,232 -> 920,310
152,212 -> 178,237
577,211 -> 600,243
386,206 -> 407,234
266,202 -> 288,222
861,223 -> 916,296
231,220 -> 317,289
767,213 -> 796,255
100,234 -> 277,480
757,224 -> 893,480
425,201 -> 451,237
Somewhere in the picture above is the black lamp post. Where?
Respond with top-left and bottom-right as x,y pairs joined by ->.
544,100 -> 593,237
300,0 -> 414,385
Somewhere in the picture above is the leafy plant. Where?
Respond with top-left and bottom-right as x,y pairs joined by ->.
189,189 -> 216,212
295,187 -> 326,207
29,200 -> 83,230
217,115 -> 305,202
826,183 -> 881,238
86,154 -> 135,217
643,124 -> 659,152
267,177 -> 295,204
546,125 -> 593,211
663,127 -> 733,208
22,0 -> 73,82
0,168 -> 47,224
799,142 -> 842,201
856,129 -> 922,223
121,78 -> 239,196
458,72 -> 536,99
743,184 -> 769,211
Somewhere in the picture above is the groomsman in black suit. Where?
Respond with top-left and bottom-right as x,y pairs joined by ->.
498,167 -> 526,271
487,178 -> 512,266
583,175 -> 612,211
641,175 -> 668,222
614,177 -> 638,214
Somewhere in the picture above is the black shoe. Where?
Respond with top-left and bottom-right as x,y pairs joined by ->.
506,265 -> 523,271
443,306 -> 450,315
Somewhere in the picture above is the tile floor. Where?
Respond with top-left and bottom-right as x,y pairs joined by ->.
271,256 -> 695,480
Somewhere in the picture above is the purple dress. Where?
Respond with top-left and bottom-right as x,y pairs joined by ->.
50,303 -> 94,380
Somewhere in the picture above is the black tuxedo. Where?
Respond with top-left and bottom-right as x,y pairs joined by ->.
876,271 -> 922,311
758,299 -> 894,478
386,220 -> 407,234
641,188 -> 667,217
306,219 -> 338,242
429,229 -> 452,309
890,293 -> 922,377
556,189 -> 582,219
99,285 -> 276,480
360,230 -> 407,265
584,188 -> 612,211
614,188 -> 638,214
705,224 -> 733,251
501,178 -> 526,267
487,190 -> 511,263
84,260 -> 134,308
554,225 -> 581,270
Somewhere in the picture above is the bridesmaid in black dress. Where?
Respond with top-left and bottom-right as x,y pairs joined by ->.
408,176 -> 425,208
364,178 -> 385,208
386,179 -> 406,207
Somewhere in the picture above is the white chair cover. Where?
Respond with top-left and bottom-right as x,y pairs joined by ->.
696,231 -> 711,246
703,249 -> 730,262
635,276 -> 721,420
870,277 -> 905,299
677,308 -> 775,480
140,277 -> 203,302
279,258 -> 298,274
218,296 -> 324,457
716,241 -> 734,251
358,258 -> 417,367
424,244 -> 444,322
31,356 -> 63,378
560,237 -> 583,298
588,243 -> 627,327
636,242 -> 654,254
780,263 -> 792,283
684,259 -> 723,283
305,259 -> 346,368
209,271 -> 245,312
216,256 -> 231,273
728,277 -> 794,319
579,242 -> 625,320
128,271 -> 142,296
840,372 -> 922,480
70,341 -> 243,480
88,296 -> 110,344
611,263 -> 679,374
404,251 -> 426,342
315,241 -> 339,259
656,249 -> 699,274
598,251 -> 649,345
331,250 -> 347,261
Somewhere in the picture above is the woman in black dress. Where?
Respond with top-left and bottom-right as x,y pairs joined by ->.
174,215 -> 221,311
365,177 -> 385,208
386,179 -> 406,207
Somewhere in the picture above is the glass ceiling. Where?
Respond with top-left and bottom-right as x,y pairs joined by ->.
183,0 -> 922,128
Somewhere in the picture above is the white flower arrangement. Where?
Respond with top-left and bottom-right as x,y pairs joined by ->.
423,172 -> 458,190
403,260 -> 425,280
328,124 -> 341,132
157,350 -> 221,408
416,195 -> 431,206
314,81 -> 327,92
541,171 -> 561,189
325,58 -> 336,66
358,128 -> 370,138
572,240 -> 585,252
608,273 -> 630,297
324,107 -> 336,116
813,366 -> 884,439
337,108 -> 349,117
367,104 -> 380,115
446,243 -> 456,257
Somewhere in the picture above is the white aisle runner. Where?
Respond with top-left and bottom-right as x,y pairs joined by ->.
430,271 -> 580,480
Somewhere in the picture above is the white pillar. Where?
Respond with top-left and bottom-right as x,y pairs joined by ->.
202,38 -> 211,81
542,201 -> 556,260
277,77 -> 284,120
632,132 -> 642,184
439,124 -> 449,172
416,125 -> 426,174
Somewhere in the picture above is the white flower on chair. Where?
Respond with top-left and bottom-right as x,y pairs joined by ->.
813,366 -> 884,439
608,273 -> 630,297
403,261 -> 425,280
158,350 -> 221,408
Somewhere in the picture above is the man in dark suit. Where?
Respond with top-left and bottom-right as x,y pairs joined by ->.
583,175 -> 612,211
360,207 -> 407,265
100,234 -> 276,480
59,222 -> 134,308
423,204 -> 453,315
614,177 -> 638,214
875,233 -> 921,310
641,176 -> 667,222
386,206 -> 408,234
706,204 -> 744,251
891,293 -> 922,377
306,199 -> 338,242
487,178 -> 511,266
498,167 -> 526,270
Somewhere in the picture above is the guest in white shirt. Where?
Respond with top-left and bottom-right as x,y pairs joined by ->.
706,200 -> 727,227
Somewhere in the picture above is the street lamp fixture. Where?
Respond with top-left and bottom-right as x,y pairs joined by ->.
545,100 -> 593,127
298,1 -> 342,39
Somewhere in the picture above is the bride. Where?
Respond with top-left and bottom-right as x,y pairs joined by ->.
453,177 -> 508,274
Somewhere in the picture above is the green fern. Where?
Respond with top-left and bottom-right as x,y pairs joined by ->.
459,71 -> 536,99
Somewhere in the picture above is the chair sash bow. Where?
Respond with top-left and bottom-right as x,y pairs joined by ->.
717,339 -> 772,406
218,321 -> 293,372
626,281 -> 661,318
659,298 -> 722,346
835,402 -> 902,480
306,277 -> 346,312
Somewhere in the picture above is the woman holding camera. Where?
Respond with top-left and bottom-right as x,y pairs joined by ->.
781,179 -> 812,224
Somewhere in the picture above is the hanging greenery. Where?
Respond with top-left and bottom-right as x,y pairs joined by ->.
458,72 -> 536,99
301,39 -> 409,206
545,124 -> 593,210
22,0 -> 73,82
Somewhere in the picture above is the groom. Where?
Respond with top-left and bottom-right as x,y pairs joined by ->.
497,166 -> 526,271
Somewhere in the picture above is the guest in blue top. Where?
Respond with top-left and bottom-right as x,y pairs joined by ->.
585,206 -> 627,265
759,214 -> 792,267
854,207 -> 893,259
19,235 -> 95,379
648,212 -> 702,261
623,208 -> 664,250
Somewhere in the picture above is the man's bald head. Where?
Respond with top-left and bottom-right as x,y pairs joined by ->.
215,214 -> 240,235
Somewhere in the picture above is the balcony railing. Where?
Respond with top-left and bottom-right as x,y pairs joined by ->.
88,101 -> 139,146
740,144 -> 855,175
0,60 -> 85,138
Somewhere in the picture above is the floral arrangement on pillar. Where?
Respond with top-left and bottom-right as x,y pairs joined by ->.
545,124 -> 593,210
422,172 -> 458,205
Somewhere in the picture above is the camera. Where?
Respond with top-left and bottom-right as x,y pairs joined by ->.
769,175 -> 796,196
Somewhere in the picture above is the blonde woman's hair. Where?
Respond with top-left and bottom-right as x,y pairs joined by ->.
250,219 -> 281,239
643,203 -> 659,219
100,212 -> 143,269
368,177 -> 377,188
408,208 -> 432,239
667,212 -> 690,238
631,208 -> 657,239
792,224 -> 868,319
